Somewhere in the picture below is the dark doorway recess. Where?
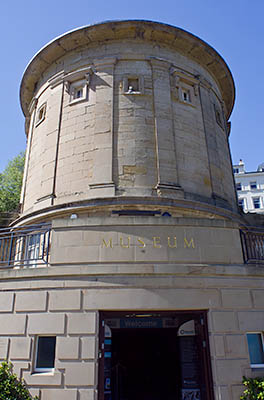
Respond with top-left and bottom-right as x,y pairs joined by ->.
98,310 -> 214,400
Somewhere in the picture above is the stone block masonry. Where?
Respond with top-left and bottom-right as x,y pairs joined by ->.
0,270 -> 262,399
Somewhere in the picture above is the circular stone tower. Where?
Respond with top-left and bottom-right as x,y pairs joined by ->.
20,20 -> 237,219
2,20 -> 263,400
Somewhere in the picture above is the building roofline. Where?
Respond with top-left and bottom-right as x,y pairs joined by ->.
235,171 -> 264,176
20,19 -> 235,119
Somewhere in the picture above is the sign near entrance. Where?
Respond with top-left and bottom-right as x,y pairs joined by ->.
99,311 -> 214,400
120,318 -> 163,329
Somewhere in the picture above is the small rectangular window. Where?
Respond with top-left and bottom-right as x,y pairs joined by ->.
246,333 -> 264,367
35,336 -> 56,372
182,89 -> 191,103
236,183 -> 242,191
35,103 -> 46,126
69,80 -> 87,104
123,76 -> 144,94
250,181 -> 257,190
253,197 -> 260,209
238,198 -> 244,208
127,78 -> 139,92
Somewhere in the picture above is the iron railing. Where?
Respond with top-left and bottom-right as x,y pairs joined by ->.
0,223 -> 51,268
0,223 -> 263,266
241,230 -> 264,263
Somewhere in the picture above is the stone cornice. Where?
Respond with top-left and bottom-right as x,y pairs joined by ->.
20,20 -> 235,120
11,195 -> 243,228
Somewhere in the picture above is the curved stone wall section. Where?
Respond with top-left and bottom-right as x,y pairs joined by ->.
171,73 -> 212,199
199,86 -> 237,209
21,83 -> 63,213
55,67 -> 97,204
20,22 -> 237,218
114,59 -> 156,196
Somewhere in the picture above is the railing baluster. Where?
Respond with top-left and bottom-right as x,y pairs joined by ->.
7,233 -> 14,267
241,230 -> 264,263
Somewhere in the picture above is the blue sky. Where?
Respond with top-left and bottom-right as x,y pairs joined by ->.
0,0 -> 263,172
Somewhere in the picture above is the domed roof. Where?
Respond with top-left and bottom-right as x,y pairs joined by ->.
20,20 -> 235,120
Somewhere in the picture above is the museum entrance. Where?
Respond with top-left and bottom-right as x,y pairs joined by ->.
98,311 -> 214,400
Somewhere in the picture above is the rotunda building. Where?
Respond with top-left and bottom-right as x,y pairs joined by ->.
1,20 -> 264,400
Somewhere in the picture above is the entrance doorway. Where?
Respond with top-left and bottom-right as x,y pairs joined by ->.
98,311 -> 213,400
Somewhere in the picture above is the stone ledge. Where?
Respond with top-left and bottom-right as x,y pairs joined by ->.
0,263 -> 264,281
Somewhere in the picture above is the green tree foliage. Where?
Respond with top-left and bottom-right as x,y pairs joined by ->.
0,361 -> 38,400
241,377 -> 264,400
0,152 -> 25,213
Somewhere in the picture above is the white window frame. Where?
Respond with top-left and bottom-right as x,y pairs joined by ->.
250,181 -> 257,190
35,103 -> 46,126
69,79 -> 88,105
236,182 -> 242,191
246,332 -> 264,368
253,197 -> 261,209
34,336 -> 56,373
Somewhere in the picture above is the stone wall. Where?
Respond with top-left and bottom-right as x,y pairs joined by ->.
0,262 -> 263,400
20,22 -> 237,218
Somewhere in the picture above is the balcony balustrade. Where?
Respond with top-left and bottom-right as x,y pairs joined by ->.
0,223 -> 51,268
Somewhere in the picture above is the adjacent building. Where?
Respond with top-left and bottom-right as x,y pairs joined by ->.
0,20 -> 264,400
233,160 -> 264,213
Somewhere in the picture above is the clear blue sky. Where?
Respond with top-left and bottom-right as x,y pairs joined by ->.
0,0 -> 263,172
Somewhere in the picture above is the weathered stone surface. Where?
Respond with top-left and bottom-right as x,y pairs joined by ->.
0,315 -> 26,335
225,335 -> 248,357
221,289 -> 252,309
16,291 -> 47,312
28,313 -> 65,334
81,337 -> 96,359
0,338 -> 9,359
10,338 -> 31,360
79,389 -> 95,400
0,292 -> 14,312
238,311 -> 264,331
212,312 -> 238,332
57,337 -> 79,359
49,290 -> 81,311
64,362 -> 95,386
67,313 -> 96,334
41,389 -> 77,400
